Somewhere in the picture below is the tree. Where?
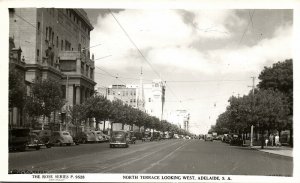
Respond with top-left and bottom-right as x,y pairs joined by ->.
9,69 -> 26,109
84,95 -> 112,130
258,59 -> 293,146
252,89 -> 289,149
70,104 -> 86,134
25,78 -> 65,129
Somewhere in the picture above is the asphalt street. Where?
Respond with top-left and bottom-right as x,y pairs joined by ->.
9,139 -> 293,176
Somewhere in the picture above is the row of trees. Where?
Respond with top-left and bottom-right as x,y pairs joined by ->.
9,71 -> 191,136
71,94 -> 192,136
210,59 -> 293,148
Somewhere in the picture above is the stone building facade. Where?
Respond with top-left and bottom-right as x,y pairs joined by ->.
9,8 -> 96,130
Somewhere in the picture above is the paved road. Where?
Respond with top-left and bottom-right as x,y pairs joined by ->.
9,139 -> 293,176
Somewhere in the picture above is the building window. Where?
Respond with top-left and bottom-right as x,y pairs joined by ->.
56,36 -> 58,48
37,22 -> 40,32
65,40 -> 71,51
90,68 -> 94,79
149,98 -> 151,102
61,40 -> 63,51
37,49 -> 39,56
61,85 -> 66,99
78,43 -> 81,52
81,62 -> 84,74
46,27 -> 48,40
51,32 -> 54,44
133,99 -> 136,103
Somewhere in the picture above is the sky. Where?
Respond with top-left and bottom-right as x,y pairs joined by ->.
84,9 -> 293,135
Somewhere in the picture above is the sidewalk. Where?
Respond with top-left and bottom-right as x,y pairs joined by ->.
250,145 -> 293,158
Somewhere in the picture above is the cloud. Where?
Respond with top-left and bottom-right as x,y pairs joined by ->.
207,23 -> 292,74
91,10 -> 292,78
187,10 -> 246,39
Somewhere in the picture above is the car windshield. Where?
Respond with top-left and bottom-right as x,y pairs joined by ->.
112,131 -> 125,137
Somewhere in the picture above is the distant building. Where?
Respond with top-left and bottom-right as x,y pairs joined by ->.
96,86 -> 108,98
107,85 -> 138,108
144,79 -> 166,120
9,8 -> 96,130
164,109 -> 190,132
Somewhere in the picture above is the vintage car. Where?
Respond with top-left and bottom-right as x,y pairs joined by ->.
229,135 -> 243,146
75,131 -> 97,144
205,134 -> 213,141
142,131 -> 152,142
110,130 -> 129,148
49,131 -> 74,146
152,132 -> 161,141
94,131 -> 109,142
31,130 -> 52,148
27,133 -> 42,150
9,128 -> 30,151
127,131 -> 137,144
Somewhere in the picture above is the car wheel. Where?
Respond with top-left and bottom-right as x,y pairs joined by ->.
46,144 -> 51,148
66,143 -> 71,146
57,141 -> 62,146
36,146 -> 40,150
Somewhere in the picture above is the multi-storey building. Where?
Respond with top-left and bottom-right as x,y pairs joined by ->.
9,37 -> 29,128
9,8 -> 96,130
164,109 -> 190,132
107,85 -> 138,108
144,79 -> 166,120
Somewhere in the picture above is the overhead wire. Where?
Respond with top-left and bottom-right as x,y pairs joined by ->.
108,9 -> 183,107
238,9 -> 255,46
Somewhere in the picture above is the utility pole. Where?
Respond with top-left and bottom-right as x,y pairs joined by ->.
248,77 -> 255,147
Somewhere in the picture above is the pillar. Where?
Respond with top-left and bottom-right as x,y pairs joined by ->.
67,85 -> 74,106
75,85 -> 81,105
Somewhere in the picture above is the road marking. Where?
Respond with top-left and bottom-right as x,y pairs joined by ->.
99,140 -> 183,173
138,140 -> 192,173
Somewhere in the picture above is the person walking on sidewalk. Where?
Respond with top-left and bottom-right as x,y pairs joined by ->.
269,134 -> 274,146
275,134 -> 280,147
265,138 -> 269,147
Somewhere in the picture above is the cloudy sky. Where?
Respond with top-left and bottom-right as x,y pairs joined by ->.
85,9 -> 293,134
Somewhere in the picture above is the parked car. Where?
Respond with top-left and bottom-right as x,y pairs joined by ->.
27,133 -> 42,150
142,132 -> 152,142
110,130 -> 129,148
205,134 -> 213,141
75,131 -> 97,144
127,131 -> 137,144
229,135 -> 243,146
134,132 -> 143,140
31,130 -> 52,148
9,128 -> 30,152
94,131 -> 108,142
151,132 -> 161,141
49,131 -> 74,146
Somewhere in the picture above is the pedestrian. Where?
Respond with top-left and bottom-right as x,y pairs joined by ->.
275,134 -> 280,147
269,134 -> 274,146
265,138 -> 269,147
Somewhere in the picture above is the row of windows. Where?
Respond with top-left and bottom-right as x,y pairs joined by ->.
109,90 -> 136,96
65,9 -> 90,36
45,8 -> 90,36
